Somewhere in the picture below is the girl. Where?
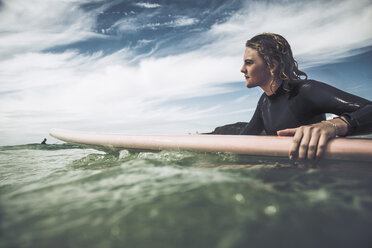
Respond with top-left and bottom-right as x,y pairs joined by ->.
239,33 -> 372,160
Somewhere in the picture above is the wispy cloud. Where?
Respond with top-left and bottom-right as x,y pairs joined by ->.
0,47 -> 239,144
171,17 -> 199,27
205,0 -> 372,67
135,2 -> 161,9
0,0 -> 103,57
0,0 -> 371,145
113,15 -> 198,33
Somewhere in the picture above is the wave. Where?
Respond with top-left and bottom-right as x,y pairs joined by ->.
0,143 -> 83,151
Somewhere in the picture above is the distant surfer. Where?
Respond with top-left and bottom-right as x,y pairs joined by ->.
41,138 -> 47,145
215,33 -> 372,160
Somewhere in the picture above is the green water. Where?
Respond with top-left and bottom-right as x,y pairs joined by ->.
1,144 -> 371,248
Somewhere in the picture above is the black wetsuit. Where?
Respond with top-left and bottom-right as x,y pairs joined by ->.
240,80 -> 372,136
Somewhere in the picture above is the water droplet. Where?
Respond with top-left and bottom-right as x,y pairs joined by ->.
234,193 -> 245,203
264,205 -> 277,216
111,226 -> 120,236
150,209 -> 159,218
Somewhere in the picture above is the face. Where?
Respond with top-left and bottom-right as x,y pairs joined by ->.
240,47 -> 271,89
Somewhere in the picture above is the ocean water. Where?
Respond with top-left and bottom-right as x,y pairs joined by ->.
1,143 -> 372,248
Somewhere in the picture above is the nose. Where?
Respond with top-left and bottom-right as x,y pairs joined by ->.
240,64 -> 246,74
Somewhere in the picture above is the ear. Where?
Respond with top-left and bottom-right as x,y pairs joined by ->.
269,59 -> 279,75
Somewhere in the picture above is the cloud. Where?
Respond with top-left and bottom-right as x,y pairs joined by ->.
113,15 -> 198,33
204,0 -> 372,67
135,2 -> 161,9
0,46 -> 241,144
0,0 -> 103,57
171,17 -> 199,27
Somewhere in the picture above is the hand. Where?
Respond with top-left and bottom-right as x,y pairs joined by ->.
277,121 -> 337,160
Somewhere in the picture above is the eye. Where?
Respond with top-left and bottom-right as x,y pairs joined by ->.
245,59 -> 253,65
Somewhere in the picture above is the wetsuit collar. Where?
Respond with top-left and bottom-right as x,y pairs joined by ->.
267,83 -> 286,99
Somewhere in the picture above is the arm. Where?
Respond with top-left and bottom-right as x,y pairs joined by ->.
278,81 -> 372,159
310,81 -> 372,135
342,104 -> 372,135
240,97 -> 264,135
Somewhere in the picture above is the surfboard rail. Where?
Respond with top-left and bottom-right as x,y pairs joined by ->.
49,128 -> 372,162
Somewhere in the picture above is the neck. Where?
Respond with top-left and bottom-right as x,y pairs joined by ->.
261,80 -> 282,96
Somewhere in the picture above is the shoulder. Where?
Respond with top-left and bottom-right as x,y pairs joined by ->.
290,79 -> 332,96
297,79 -> 328,90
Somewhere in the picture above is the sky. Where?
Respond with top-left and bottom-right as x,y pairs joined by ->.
0,0 -> 371,145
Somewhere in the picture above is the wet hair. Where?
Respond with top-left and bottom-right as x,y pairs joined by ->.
246,33 -> 307,91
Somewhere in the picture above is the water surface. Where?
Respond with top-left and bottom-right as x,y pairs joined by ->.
1,143 -> 371,248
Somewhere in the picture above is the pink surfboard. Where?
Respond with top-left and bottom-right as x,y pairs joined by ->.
50,128 -> 372,162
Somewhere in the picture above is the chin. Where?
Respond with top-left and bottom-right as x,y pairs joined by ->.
245,80 -> 255,88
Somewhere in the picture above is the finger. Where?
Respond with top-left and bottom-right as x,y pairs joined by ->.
289,128 -> 304,159
316,133 -> 329,158
277,128 -> 297,136
307,129 -> 321,160
298,128 -> 311,159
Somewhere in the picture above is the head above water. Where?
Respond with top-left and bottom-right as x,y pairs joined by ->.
246,33 -> 307,90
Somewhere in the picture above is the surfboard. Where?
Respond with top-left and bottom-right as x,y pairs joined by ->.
49,128 -> 372,162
